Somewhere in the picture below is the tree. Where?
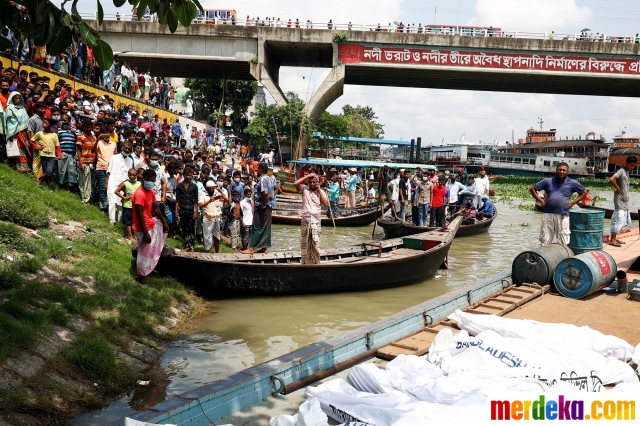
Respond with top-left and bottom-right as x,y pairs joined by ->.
342,104 -> 385,138
245,92 -> 316,155
184,78 -> 258,128
0,0 -> 204,70
316,111 -> 348,140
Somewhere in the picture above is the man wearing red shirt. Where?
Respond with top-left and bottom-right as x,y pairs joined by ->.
133,168 -> 168,284
430,177 -> 447,228
139,117 -> 154,137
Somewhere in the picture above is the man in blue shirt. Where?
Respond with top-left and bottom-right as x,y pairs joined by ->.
326,175 -> 341,218
344,168 -> 358,208
477,194 -> 494,219
171,119 -> 183,145
530,162 -> 586,246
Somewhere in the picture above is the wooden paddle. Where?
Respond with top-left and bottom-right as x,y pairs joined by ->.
325,189 -> 336,228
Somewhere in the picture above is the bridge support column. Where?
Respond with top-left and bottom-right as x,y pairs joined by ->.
250,62 -> 288,106
304,65 -> 345,121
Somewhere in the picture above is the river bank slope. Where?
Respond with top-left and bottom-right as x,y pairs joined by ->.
0,164 -> 205,425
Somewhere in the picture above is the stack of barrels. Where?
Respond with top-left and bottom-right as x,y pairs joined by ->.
512,209 -> 617,299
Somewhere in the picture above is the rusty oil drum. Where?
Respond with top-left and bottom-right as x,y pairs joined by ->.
553,250 -> 617,299
568,209 -> 605,255
511,244 -> 574,286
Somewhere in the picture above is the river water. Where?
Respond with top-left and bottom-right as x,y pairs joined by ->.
79,190 -> 638,425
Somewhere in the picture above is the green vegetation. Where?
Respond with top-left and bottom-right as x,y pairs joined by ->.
332,32 -> 349,43
490,175 -> 628,210
245,92 -> 316,154
0,164 -> 201,423
184,78 -> 258,127
245,97 -> 385,158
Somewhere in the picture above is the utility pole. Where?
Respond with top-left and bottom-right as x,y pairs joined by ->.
434,1 -> 437,24
456,0 -> 461,33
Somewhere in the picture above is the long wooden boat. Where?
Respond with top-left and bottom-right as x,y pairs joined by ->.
534,202 -> 639,220
153,218 -> 461,296
272,206 -> 383,227
376,207 -> 497,239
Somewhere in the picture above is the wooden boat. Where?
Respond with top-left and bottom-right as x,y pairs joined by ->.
272,206 -> 382,227
376,207 -> 497,239
534,202 -> 639,220
153,218 -> 462,296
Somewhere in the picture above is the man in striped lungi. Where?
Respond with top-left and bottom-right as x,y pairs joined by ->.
294,173 -> 329,265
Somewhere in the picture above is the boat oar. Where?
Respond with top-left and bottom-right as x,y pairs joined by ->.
371,196 -> 381,238
326,190 -> 336,228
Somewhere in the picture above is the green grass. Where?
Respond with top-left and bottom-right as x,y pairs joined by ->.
63,337 -> 136,392
0,164 -> 202,422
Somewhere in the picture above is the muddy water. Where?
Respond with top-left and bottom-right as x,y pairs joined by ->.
81,192 -> 639,424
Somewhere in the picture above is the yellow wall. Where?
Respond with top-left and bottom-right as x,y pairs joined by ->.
1,55 -> 180,124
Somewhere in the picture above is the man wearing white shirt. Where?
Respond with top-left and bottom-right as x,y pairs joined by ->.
474,169 -> 490,209
184,123 -> 193,149
186,96 -> 194,118
446,175 -> 467,215
106,141 -> 135,225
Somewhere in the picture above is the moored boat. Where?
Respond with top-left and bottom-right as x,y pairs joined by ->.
376,207 -> 497,239
152,218 -> 462,296
272,206 -> 383,227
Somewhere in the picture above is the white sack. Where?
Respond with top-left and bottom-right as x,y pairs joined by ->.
448,310 -> 634,361
438,329 -> 637,388
349,354 -> 549,406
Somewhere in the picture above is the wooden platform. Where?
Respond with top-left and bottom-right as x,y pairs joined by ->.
377,284 -> 549,359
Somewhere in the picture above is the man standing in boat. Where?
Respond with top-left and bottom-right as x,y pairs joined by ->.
294,173 -> 329,265
473,170 -> 490,209
608,156 -> 638,247
530,162 -> 586,246
326,175 -> 341,218
251,162 -> 275,254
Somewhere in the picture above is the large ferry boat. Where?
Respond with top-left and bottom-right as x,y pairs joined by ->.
464,126 -> 610,178
607,133 -> 640,177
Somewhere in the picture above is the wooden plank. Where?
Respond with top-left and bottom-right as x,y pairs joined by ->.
377,284 -> 552,360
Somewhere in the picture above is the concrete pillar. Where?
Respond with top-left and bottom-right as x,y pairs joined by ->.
255,30 -> 288,106
249,62 -> 288,106
304,64 -> 345,120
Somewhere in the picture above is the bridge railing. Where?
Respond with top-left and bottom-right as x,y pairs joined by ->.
85,13 -> 639,44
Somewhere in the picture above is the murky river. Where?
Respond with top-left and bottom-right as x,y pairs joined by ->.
78,190 -> 638,424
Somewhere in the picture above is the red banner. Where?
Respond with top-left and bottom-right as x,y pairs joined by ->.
339,44 -> 640,75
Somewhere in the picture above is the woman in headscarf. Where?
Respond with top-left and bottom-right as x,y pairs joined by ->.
4,91 -> 31,173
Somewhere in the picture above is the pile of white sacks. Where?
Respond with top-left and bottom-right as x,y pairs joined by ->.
270,310 -> 640,426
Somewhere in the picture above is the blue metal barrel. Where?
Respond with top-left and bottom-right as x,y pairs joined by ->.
553,250 -> 617,299
512,244 -> 574,286
568,209 -> 605,255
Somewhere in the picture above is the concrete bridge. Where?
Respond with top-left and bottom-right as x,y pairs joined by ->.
95,21 -> 640,121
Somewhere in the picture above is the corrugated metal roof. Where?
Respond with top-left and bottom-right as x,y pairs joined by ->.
611,148 -> 640,155
510,140 -> 607,150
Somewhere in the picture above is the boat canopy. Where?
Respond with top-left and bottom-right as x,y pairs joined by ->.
312,133 -> 412,146
288,158 -> 437,170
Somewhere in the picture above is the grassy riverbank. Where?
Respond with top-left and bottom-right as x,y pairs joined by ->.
0,164 -> 204,425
